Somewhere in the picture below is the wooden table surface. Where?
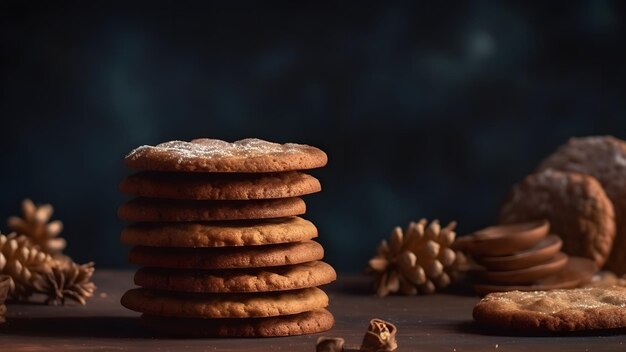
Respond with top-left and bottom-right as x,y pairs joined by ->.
1,270 -> 625,351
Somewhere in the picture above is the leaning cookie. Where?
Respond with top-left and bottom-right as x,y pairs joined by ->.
473,287 -> 626,332
139,309 -> 334,337
538,136 -> 626,274
124,138 -> 328,173
119,171 -> 321,200
499,169 -> 615,267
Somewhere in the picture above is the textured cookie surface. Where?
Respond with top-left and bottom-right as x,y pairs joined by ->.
121,287 -> 329,318
118,197 -> 305,222
134,261 -> 337,293
499,169 -> 615,267
119,171 -> 321,200
124,138 -> 328,173
538,136 -> 626,274
473,286 -> 626,332
139,309 -> 334,337
120,217 -> 317,247
129,240 -> 324,269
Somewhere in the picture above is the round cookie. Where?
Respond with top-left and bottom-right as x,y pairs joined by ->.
121,287 -> 329,318
124,138 -> 328,173
129,240 -> 324,269
139,309 -> 334,337
499,169 -> 615,267
120,217 -> 317,247
134,261 -> 337,293
473,286 -> 626,332
118,197 -> 305,222
538,136 -> 626,274
119,171 -> 321,200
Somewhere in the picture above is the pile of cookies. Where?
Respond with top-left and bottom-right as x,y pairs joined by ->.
458,220 -> 597,294
118,138 -> 336,337
499,136 -> 626,275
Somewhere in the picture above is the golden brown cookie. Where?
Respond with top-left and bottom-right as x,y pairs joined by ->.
134,261 -> 337,293
473,286 -> 626,332
118,197 -> 305,222
129,240 -> 324,269
120,217 -> 317,247
121,287 -> 329,318
124,138 -> 328,173
499,169 -> 615,267
139,309 -> 334,337
119,171 -> 321,200
538,136 -> 626,274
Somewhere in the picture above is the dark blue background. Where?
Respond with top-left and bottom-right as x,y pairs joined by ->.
1,1 -> 625,272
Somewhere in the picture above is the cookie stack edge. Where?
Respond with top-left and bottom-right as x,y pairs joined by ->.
118,138 -> 335,337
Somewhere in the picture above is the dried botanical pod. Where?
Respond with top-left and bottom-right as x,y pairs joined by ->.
360,318 -> 398,352
0,233 -> 54,300
316,336 -> 345,352
7,199 -> 66,255
43,261 -> 96,305
366,219 -> 466,296
0,274 -> 9,324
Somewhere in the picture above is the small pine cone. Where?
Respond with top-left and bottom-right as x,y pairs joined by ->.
7,199 -> 66,255
367,219 -> 464,296
0,233 -> 54,300
42,260 -> 96,305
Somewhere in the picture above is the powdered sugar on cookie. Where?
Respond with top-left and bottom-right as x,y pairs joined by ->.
124,138 -> 327,172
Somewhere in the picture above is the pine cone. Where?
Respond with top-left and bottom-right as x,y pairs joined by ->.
367,219 -> 466,296
7,199 -> 66,255
0,233 -> 54,300
43,261 -> 96,305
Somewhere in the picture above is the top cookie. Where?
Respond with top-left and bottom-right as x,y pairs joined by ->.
473,286 -> 626,332
124,138 -> 328,173
538,136 -> 626,274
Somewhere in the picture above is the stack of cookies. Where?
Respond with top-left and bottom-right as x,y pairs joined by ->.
459,219 -> 597,294
118,138 -> 336,337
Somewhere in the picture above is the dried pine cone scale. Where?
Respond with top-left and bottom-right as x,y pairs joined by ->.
8,199 -> 66,255
367,219 -> 465,296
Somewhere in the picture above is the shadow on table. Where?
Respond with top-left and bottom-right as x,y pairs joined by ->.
0,316 -> 155,339
456,320 -> 626,337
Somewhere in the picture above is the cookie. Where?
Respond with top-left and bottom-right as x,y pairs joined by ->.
121,287 -> 329,318
139,309 -> 334,337
129,240 -> 324,269
118,197 -> 305,222
473,286 -> 626,332
134,261 -> 337,293
120,216 -> 317,247
538,136 -> 626,274
124,138 -> 328,173
499,169 -> 615,267
119,171 -> 321,200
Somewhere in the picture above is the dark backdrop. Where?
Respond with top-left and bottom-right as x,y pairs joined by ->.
1,1 -> 625,272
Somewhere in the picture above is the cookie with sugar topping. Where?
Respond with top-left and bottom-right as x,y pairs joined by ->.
139,309 -> 334,337
473,286 -> 626,332
124,138 -> 328,173
538,136 -> 626,274
499,169 -> 615,267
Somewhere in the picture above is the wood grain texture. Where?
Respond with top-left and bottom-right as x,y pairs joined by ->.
1,271 -> 625,351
